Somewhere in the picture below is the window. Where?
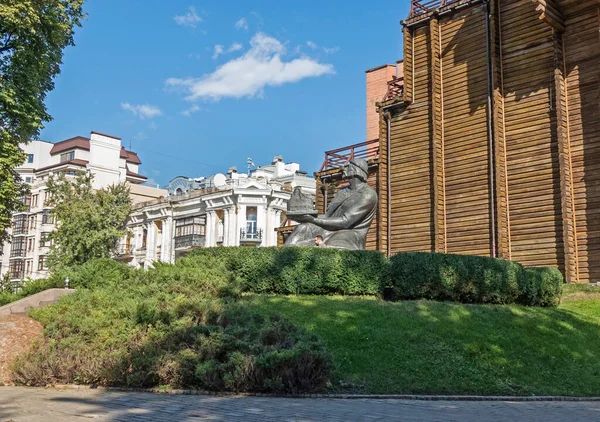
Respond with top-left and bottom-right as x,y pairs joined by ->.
25,177 -> 32,183
31,195 -> 38,208
27,154 -> 34,163
246,207 -> 257,234
60,151 -> 75,162
38,255 -> 47,271
42,209 -> 54,225
9,260 -> 24,280
27,238 -> 34,252
13,215 -> 27,235
40,232 -> 52,247
65,170 -> 76,176
28,215 -> 36,230
25,259 -> 33,274
10,238 -> 25,257
175,216 -> 206,237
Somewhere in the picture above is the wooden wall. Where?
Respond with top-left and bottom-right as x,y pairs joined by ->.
500,0 -> 563,269
375,0 -> 599,282
563,0 -> 600,282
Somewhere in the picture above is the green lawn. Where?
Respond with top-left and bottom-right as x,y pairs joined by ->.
244,284 -> 600,396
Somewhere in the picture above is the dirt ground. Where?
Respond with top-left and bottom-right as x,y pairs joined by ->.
0,315 -> 43,385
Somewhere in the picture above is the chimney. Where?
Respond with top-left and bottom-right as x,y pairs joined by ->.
365,64 -> 399,142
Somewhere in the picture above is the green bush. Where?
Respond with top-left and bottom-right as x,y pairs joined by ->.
518,267 -> 564,307
186,247 -> 387,296
388,252 -> 563,306
389,252 -> 523,304
10,256 -> 334,393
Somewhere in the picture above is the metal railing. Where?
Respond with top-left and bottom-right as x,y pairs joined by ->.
240,229 -> 262,241
319,139 -> 380,172
409,0 -> 463,18
384,76 -> 405,101
174,234 -> 205,249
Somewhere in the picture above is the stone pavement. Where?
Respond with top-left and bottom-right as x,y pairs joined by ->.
1,387 -> 600,422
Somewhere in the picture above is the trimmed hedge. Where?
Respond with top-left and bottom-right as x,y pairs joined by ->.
388,252 -> 563,306
186,247 -> 388,296
187,248 -> 563,307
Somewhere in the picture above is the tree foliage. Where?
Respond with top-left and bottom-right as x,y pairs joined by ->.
46,171 -> 131,269
0,0 -> 85,243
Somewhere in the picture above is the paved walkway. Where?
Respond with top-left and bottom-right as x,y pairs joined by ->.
1,387 -> 600,421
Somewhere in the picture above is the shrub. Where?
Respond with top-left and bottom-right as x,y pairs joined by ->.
10,257 -> 334,393
186,247 -> 387,296
518,267 -> 564,307
389,252 -> 523,305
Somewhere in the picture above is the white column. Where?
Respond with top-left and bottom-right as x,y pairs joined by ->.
237,205 -> 246,246
161,217 -> 172,262
257,204 -> 266,247
271,210 -> 281,246
223,209 -> 230,246
145,222 -> 156,264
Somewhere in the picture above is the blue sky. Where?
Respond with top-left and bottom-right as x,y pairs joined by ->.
41,0 -> 410,187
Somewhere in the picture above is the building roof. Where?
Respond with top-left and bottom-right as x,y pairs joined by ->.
90,131 -> 121,140
49,136 -> 90,155
49,135 -> 142,164
35,159 -> 89,173
126,169 -> 147,180
120,147 -> 142,164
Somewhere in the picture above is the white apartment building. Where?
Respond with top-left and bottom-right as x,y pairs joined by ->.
0,131 -> 166,282
120,156 -> 316,269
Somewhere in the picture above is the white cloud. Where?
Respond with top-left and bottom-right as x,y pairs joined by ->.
306,41 -> 318,50
323,46 -> 340,54
181,104 -> 203,117
235,17 -> 248,30
165,33 -> 334,101
174,6 -> 202,28
213,43 -> 244,59
149,121 -> 158,130
134,131 -> 146,140
212,45 -> 225,59
229,43 -> 243,53
121,103 -> 163,120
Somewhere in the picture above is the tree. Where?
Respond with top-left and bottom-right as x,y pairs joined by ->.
0,0 -> 85,243
46,171 -> 131,269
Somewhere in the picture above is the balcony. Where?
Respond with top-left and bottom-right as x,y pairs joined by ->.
319,139 -> 379,172
240,229 -> 262,242
174,234 -> 205,250
408,0 -> 468,19
384,76 -> 404,101
115,243 -> 134,260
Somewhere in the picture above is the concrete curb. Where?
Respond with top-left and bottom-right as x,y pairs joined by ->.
44,384 -> 600,402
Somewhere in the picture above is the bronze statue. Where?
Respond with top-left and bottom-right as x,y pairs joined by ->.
284,158 -> 378,250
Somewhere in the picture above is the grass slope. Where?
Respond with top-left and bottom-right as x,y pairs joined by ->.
246,285 -> 600,396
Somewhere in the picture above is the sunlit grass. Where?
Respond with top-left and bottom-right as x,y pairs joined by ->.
245,287 -> 600,396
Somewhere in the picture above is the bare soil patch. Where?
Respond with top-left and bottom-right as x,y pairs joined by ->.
0,315 -> 43,385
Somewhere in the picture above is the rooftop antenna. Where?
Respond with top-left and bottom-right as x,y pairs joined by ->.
247,157 -> 256,175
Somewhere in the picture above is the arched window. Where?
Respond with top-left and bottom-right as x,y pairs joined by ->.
175,188 -> 183,195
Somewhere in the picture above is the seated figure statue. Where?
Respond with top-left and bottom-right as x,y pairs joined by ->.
284,158 -> 378,250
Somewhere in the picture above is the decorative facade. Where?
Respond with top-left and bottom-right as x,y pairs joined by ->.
0,132 -> 166,282
120,157 -> 316,268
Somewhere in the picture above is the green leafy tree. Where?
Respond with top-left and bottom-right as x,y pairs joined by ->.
46,171 -> 131,269
0,0 -> 85,244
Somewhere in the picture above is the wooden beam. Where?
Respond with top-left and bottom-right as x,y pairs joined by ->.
553,31 -> 580,283
532,0 -> 565,33
491,0 -> 511,260
403,26 -> 414,103
430,16 -> 447,253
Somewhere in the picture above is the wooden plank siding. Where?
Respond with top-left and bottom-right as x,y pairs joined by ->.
500,0 -> 565,270
563,1 -> 600,282
388,24 -> 435,254
440,6 -> 494,256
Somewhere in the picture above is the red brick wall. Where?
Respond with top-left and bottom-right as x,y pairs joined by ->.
365,63 -> 403,142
